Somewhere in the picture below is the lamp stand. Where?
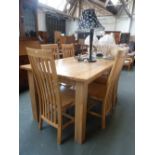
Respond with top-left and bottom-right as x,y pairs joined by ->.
88,28 -> 96,62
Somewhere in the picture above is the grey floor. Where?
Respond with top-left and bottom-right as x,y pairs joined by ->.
19,68 -> 135,155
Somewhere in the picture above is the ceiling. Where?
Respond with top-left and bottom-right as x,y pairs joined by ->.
63,0 -> 135,18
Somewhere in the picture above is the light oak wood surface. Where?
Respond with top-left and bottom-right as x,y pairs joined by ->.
40,44 -> 60,59
88,49 -> 127,129
61,44 -> 75,58
20,57 -> 114,144
27,48 -> 75,144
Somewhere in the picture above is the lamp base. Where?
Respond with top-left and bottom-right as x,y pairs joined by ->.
87,57 -> 96,62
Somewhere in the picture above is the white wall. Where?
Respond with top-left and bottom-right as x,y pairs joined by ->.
115,15 -> 130,32
98,15 -> 135,36
98,16 -> 116,31
65,19 -> 79,35
37,9 -> 46,31
130,16 -> 135,36
37,6 -> 135,36
115,15 -> 135,36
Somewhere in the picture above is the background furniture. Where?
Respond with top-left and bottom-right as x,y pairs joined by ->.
38,31 -> 48,43
124,57 -> 133,70
19,40 -> 41,92
21,57 -> 114,144
61,44 -> 75,58
119,41 -> 135,70
105,31 -> 121,44
41,44 -> 60,59
120,33 -> 130,44
54,31 -> 62,43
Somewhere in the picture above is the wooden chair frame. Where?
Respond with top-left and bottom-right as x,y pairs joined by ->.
27,47 -> 75,144
61,44 -> 75,58
41,44 -> 61,59
88,48 -> 127,128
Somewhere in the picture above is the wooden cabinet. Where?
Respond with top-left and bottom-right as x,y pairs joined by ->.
19,40 -> 41,92
19,0 -> 38,40
120,33 -> 130,44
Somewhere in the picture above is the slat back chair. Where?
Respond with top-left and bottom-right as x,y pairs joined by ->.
94,44 -> 118,83
105,48 -> 127,113
26,47 -> 75,144
111,47 -> 128,106
60,44 -> 76,87
41,44 -> 60,59
61,44 -> 75,58
88,48 -> 127,128
94,46 -> 126,105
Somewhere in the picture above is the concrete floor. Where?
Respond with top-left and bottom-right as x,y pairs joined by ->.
19,68 -> 135,155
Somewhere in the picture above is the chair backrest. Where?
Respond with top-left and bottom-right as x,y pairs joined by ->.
61,44 -> 75,58
104,48 -> 127,113
41,44 -> 59,59
27,47 -> 62,126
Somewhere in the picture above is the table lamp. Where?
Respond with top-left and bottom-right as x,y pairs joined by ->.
77,9 -> 104,62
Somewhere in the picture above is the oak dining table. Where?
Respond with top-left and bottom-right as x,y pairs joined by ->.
20,56 -> 114,144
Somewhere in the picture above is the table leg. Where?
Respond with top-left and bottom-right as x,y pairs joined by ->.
75,82 -> 88,144
27,71 -> 39,122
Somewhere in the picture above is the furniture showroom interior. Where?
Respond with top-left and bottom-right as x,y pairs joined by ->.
19,0 -> 135,154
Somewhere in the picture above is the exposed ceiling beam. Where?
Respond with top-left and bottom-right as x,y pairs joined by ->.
71,1 -> 78,16
70,0 -> 78,16
116,5 -> 123,16
129,0 -> 135,32
78,0 -> 82,17
104,0 -> 110,7
68,0 -> 76,15
87,0 -> 112,15
120,0 -> 132,18
89,0 -> 105,8
63,1 -> 69,12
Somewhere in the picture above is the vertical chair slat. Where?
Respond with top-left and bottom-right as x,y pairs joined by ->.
27,47 -> 75,144
41,44 -> 60,59
61,44 -> 75,58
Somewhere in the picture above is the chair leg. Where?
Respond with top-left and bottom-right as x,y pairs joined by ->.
57,127 -> 62,144
38,117 -> 43,130
113,95 -> 118,107
102,111 -> 106,129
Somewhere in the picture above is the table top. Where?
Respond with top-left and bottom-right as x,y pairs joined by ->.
20,57 -> 114,83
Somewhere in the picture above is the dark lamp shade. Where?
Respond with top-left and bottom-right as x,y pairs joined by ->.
78,9 -> 104,32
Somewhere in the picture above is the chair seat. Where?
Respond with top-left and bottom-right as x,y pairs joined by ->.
60,85 -> 75,109
88,82 -> 107,101
93,69 -> 110,84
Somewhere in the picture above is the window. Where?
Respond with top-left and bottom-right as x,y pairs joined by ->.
39,0 -> 67,11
